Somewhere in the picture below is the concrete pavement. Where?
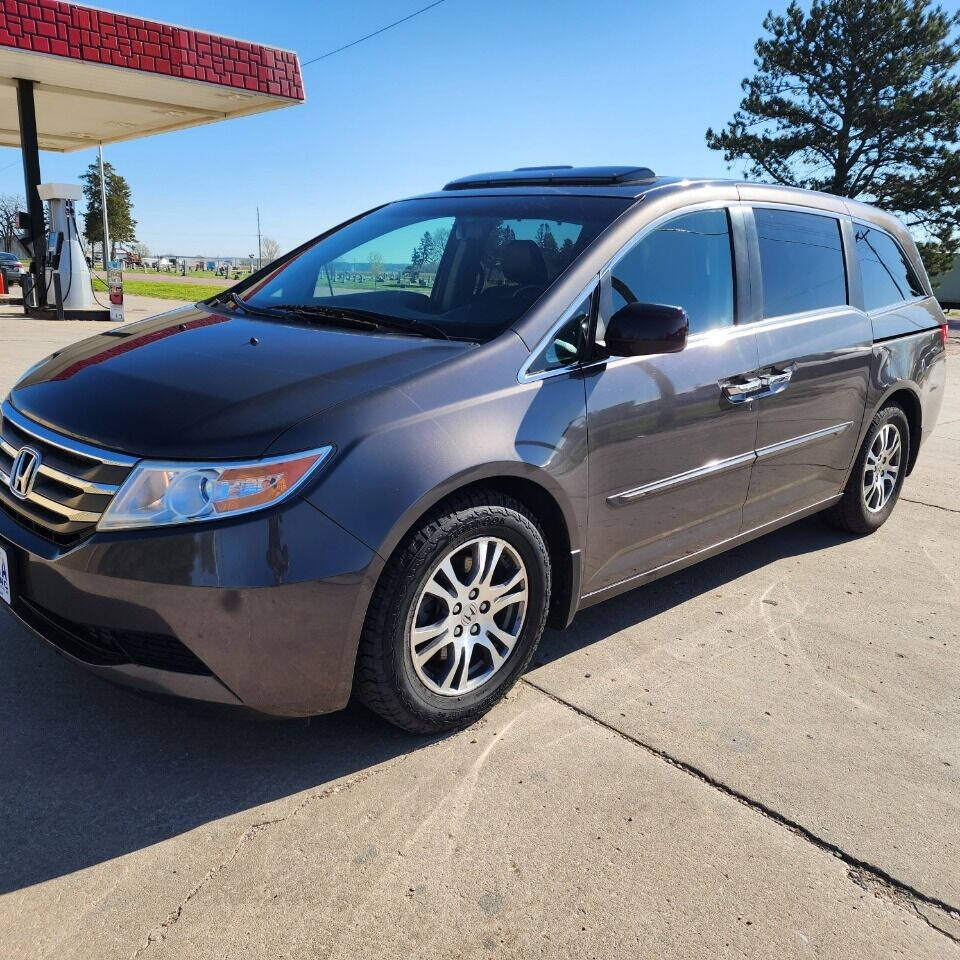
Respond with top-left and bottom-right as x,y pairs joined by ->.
0,316 -> 958,958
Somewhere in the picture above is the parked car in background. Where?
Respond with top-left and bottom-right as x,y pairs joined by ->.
0,166 -> 947,731
0,250 -> 27,286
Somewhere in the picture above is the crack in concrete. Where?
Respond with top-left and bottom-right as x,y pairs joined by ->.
522,676 -> 960,949
129,676 -> 960,955
848,870 -> 960,947
902,497 -> 960,514
130,759 -> 399,958
130,816 -> 283,959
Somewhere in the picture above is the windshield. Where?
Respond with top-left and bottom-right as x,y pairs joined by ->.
242,195 -> 631,341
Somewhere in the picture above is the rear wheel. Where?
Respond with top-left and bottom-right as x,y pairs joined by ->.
354,490 -> 550,733
827,403 -> 910,534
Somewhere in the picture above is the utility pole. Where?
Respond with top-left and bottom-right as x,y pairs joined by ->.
256,206 -> 262,270
98,144 -> 110,269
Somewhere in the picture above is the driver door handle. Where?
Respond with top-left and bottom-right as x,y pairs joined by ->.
720,376 -> 764,402
721,364 -> 796,404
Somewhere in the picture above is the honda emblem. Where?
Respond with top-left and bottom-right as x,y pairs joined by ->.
9,446 -> 41,500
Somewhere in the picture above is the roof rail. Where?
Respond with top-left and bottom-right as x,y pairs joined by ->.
442,165 -> 657,190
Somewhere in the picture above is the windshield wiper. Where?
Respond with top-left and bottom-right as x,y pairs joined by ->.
272,303 -> 456,341
273,304 -> 383,333
215,295 -> 463,342
214,291 -> 290,320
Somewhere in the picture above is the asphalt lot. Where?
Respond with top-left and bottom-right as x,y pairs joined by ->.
0,308 -> 958,959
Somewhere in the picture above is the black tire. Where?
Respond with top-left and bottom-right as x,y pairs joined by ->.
827,402 -> 910,534
354,489 -> 551,733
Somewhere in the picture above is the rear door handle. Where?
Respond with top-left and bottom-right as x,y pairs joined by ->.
721,376 -> 764,402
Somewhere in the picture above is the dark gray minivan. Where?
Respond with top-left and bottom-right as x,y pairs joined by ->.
0,166 -> 947,731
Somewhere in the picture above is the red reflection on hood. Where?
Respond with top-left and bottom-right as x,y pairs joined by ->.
51,313 -> 229,381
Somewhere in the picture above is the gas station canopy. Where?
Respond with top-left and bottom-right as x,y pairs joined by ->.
0,0 -> 304,151
2,1 -> 305,319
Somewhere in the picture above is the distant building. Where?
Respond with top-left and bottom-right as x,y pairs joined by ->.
933,259 -> 960,309
3,235 -> 30,259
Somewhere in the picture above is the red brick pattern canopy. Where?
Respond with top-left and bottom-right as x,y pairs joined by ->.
0,0 -> 304,100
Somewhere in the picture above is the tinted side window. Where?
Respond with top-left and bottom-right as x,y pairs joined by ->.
527,291 -> 592,374
755,208 -> 847,317
855,225 -> 924,312
608,209 -> 734,337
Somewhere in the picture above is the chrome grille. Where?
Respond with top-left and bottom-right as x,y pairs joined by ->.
0,400 -> 136,541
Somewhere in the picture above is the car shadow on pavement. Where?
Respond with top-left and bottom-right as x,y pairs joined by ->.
0,628 -> 432,895
533,514 -> 852,669
0,515 -> 849,895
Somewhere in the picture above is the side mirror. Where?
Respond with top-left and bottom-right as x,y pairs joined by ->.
604,302 -> 688,357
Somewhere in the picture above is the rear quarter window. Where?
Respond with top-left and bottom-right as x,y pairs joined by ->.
754,208 -> 847,318
855,225 -> 925,312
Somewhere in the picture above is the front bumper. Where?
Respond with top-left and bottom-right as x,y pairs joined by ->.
0,497 -> 382,716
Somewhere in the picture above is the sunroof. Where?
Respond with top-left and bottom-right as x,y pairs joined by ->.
443,165 -> 657,190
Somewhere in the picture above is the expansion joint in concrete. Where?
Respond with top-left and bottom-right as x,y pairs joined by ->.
522,677 -> 960,948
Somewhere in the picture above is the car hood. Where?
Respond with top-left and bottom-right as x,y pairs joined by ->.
9,304 -> 472,460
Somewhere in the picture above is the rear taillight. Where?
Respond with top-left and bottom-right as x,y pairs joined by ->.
942,322 -> 949,347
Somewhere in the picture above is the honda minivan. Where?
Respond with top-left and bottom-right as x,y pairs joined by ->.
0,166 -> 947,731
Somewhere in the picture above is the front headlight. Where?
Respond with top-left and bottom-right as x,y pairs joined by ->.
97,447 -> 333,531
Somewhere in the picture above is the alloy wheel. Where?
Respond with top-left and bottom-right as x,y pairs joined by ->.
409,536 -> 528,696
862,423 -> 902,513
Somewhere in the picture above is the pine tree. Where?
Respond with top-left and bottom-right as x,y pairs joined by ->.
706,0 -> 960,275
80,159 -> 137,260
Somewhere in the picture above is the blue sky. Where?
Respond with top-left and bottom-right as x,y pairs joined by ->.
4,0 -> 956,257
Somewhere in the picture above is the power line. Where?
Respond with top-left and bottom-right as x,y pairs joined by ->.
301,0 -> 449,67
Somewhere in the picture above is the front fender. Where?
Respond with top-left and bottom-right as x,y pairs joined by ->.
274,334 -> 589,567
367,457 -> 584,563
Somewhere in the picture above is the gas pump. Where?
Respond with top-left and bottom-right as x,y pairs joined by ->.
36,183 -> 106,319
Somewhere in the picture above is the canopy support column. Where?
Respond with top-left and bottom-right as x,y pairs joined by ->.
16,78 -> 45,306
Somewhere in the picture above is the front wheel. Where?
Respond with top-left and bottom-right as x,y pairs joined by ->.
354,490 -> 551,733
827,402 -> 910,534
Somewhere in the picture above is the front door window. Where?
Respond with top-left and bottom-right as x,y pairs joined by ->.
601,208 -> 735,342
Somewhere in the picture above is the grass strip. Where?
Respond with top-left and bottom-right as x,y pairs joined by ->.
92,276 -> 224,301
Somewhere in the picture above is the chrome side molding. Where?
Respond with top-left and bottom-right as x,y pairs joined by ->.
607,422 -> 853,505
755,421 -> 852,460
607,451 -> 755,505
